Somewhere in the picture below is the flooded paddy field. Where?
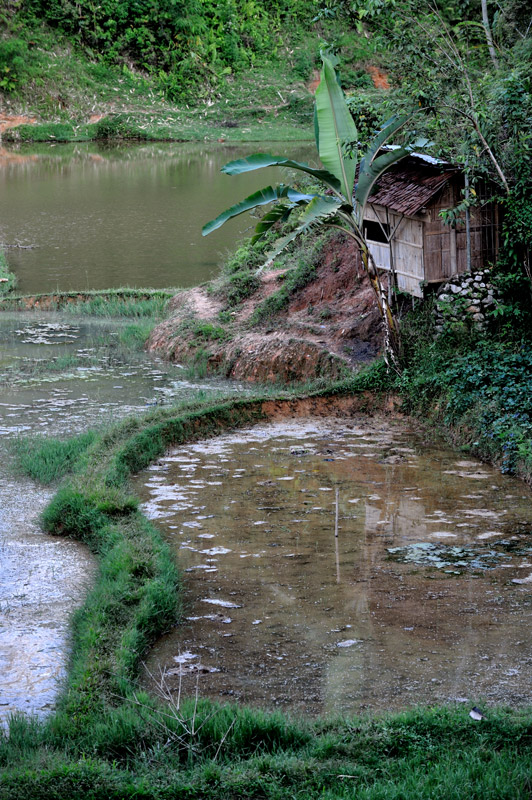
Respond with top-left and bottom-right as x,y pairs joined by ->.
0,313 -> 243,437
135,417 -> 532,716
0,311 -> 249,721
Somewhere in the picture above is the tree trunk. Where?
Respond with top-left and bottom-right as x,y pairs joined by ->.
481,0 -> 500,69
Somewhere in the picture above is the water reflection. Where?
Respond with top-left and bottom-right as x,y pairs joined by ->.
0,311 -> 251,721
0,141 -> 314,294
135,417 -> 532,715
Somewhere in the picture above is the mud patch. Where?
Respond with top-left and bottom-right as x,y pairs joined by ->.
148,234 -> 383,383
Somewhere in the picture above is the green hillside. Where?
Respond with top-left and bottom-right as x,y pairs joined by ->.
0,0 -> 380,140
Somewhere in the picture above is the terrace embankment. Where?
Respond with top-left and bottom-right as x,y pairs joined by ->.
148,234 -> 383,383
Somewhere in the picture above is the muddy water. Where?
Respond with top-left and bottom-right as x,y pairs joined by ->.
0,311 -> 249,721
0,141 -> 312,294
0,313 -> 248,436
135,417 -> 532,716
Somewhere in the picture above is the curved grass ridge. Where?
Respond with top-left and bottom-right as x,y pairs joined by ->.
36,384 -> 378,746
4,377 -> 532,797
41,396 -> 270,743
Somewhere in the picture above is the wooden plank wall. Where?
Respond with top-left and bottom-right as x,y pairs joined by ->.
364,180 -> 499,297
423,179 -> 499,281
365,205 -> 425,298
423,184 -> 455,282
393,215 -> 424,297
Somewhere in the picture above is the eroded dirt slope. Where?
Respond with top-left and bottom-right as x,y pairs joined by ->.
148,235 -> 383,383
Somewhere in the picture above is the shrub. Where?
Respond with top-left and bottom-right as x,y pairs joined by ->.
94,115 -> 148,140
223,269 -> 260,307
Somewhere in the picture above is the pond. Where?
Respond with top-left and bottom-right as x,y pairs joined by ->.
0,141 -> 313,295
0,311 -> 251,721
134,416 -> 532,716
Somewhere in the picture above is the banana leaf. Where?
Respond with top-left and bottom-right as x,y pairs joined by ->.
221,153 -> 342,195
261,195 -> 343,267
251,204 -> 295,244
355,116 -> 417,223
202,185 -> 312,237
314,56 -> 358,201
360,115 -> 409,173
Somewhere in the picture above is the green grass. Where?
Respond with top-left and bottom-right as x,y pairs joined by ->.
180,319 -> 230,343
116,321 -> 156,349
4,374 -> 532,796
251,252 -> 319,324
0,249 -> 17,296
2,122 -> 77,142
64,295 -> 169,319
2,702 -> 532,798
0,289 -> 173,316
12,430 -> 97,484
218,269 -> 261,308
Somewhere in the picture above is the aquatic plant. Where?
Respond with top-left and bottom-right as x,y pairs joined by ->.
0,250 -> 17,296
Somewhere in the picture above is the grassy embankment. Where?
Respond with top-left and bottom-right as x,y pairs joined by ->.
2,356 -> 532,798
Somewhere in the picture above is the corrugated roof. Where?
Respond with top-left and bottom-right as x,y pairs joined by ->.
364,156 -> 459,216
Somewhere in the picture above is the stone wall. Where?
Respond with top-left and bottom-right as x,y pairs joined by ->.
434,269 -> 498,333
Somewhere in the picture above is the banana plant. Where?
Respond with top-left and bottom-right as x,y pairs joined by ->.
203,54 -> 421,370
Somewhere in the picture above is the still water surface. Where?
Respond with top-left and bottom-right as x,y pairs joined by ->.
0,312 -> 250,721
0,142 -> 312,294
135,417 -> 532,716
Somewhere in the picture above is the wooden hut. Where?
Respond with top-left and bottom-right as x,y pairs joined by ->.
363,153 -> 500,298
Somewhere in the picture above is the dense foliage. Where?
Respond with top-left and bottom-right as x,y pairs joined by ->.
393,299 -> 532,482
16,0 -> 316,100
350,0 -> 532,325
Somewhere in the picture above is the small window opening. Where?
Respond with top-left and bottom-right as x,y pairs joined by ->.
364,220 -> 390,244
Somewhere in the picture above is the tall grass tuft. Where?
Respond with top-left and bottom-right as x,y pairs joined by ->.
63,294 -> 169,318
12,431 -> 97,484
0,249 -> 17,296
